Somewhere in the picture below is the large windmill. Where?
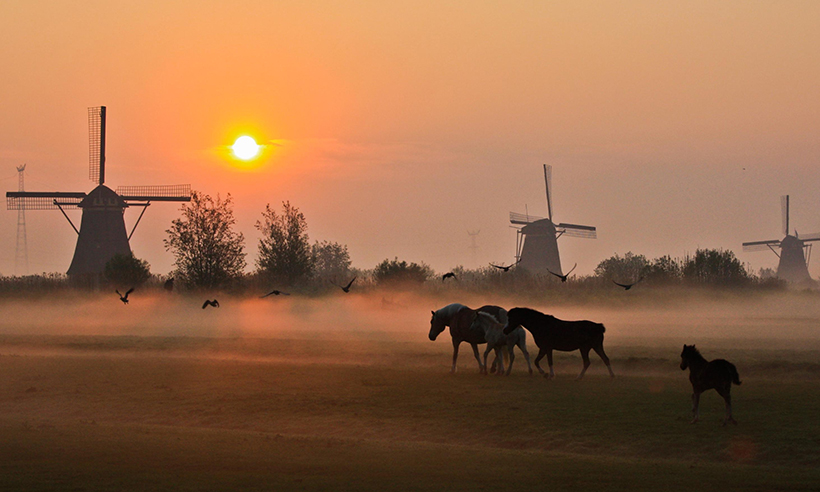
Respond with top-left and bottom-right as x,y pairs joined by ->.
6,106 -> 191,276
742,195 -> 819,283
510,165 -> 596,275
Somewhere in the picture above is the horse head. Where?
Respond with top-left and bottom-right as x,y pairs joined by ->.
680,344 -> 695,370
503,308 -> 524,335
429,310 -> 447,341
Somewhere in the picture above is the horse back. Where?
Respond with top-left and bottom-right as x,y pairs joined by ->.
533,319 -> 605,351
476,305 -> 508,325
449,307 -> 486,344
695,359 -> 741,389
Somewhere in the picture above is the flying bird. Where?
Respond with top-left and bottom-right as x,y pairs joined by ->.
490,259 -> 520,272
331,276 -> 357,293
613,278 -> 643,290
442,272 -> 457,281
115,288 -> 134,305
202,299 -> 220,309
260,289 -> 290,298
548,263 -> 577,283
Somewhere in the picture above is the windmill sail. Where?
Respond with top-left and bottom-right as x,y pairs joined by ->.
88,106 -> 106,185
117,184 -> 192,201
6,192 -> 85,210
781,195 -> 789,236
544,164 -> 553,221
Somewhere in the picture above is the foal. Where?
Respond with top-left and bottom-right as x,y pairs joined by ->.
680,345 -> 741,425
470,311 -> 533,375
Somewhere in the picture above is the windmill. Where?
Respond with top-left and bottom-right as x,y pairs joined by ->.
742,195 -> 819,283
6,107 -> 192,276
510,165 -> 596,276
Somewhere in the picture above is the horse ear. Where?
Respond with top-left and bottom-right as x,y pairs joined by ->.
431,310 -> 435,316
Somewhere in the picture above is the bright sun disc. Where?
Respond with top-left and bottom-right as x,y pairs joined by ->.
232,136 -> 260,160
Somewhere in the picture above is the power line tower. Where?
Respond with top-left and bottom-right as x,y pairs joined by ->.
15,164 -> 28,275
467,229 -> 480,264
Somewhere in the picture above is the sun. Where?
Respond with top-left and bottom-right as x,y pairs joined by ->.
231,135 -> 261,160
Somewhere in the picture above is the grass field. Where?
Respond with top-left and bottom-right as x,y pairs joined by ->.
1,293 -> 819,491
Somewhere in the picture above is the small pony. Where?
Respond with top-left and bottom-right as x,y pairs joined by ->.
680,344 -> 741,425
469,311 -> 533,375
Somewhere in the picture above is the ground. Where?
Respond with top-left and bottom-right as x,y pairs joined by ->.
0,292 -> 819,490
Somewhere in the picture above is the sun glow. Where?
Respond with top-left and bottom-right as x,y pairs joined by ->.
231,136 -> 261,160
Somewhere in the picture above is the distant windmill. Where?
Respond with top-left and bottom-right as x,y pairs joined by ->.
14,164 -> 28,276
742,195 -> 820,283
467,229 -> 480,261
6,107 -> 192,276
510,165 -> 596,275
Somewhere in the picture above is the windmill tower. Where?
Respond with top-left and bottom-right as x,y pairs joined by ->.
742,195 -> 820,283
14,164 -> 28,275
6,106 -> 192,276
467,229 -> 480,263
510,165 -> 596,275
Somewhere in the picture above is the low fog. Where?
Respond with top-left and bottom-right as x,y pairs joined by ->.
1,289 -> 819,354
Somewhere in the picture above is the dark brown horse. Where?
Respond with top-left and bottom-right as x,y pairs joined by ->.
429,303 -> 505,373
680,345 -> 741,425
503,307 -> 614,379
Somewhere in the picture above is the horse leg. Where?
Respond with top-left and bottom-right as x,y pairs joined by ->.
577,347 -> 591,380
533,349 -> 547,376
718,386 -> 737,426
482,345 -> 493,375
518,340 -> 533,375
494,347 -> 505,376
506,345 -> 515,375
546,350 -> 555,379
691,392 -> 700,424
470,343 -> 485,373
451,340 -> 461,373
592,343 -> 615,378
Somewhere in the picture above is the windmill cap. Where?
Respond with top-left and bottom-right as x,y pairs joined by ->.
79,185 -> 126,208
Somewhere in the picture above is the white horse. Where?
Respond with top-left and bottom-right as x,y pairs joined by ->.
429,303 -> 504,373
470,310 -> 533,375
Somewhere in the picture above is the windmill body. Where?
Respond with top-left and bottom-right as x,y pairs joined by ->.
743,195 -> 819,283
6,107 -> 191,276
510,165 -> 596,276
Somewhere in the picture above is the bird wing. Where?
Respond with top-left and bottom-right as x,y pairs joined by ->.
566,263 -> 578,276
125,287 -> 135,296
490,264 -> 504,270
547,270 -> 562,278
202,300 -> 209,309
115,290 -> 122,297
260,291 -> 274,298
344,277 -> 357,289
214,300 -> 219,307
612,280 -> 630,288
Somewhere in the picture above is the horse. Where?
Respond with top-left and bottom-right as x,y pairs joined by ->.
680,344 -> 741,425
429,303 -> 504,373
502,307 -> 615,380
470,311 -> 533,376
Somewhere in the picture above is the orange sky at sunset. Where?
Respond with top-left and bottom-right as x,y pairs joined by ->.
1,1 -> 819,277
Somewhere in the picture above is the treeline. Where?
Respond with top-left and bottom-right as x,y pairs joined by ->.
0,193 -> 795,296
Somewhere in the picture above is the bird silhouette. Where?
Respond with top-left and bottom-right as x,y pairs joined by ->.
202,299 -> 220,309
260,289 -> 290,298
116,288 -> 134,305
548,263 -> 577,283
613,277 -> 643,290
331,276 -> 357,293
490,259 -> 520,272
442,272 -> 457,281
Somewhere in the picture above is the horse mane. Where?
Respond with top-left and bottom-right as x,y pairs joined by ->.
511,307 -> 552,320
682,344 -> 706,362
475,311 -> 502,325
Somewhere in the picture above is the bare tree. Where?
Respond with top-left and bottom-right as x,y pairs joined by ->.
165,192 -> 246,289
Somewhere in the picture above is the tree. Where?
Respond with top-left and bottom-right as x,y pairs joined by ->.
164,192 -> 246,289
645,255 -> 683,284
373,257 -> 433,285
594,252 -> 649,282
255,201 -> 313,286
682,248 -> 749,285
104,253 -> 151,288
311,240 -> 351,281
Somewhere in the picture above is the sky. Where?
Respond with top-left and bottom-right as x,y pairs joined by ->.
1,1 -> 819,277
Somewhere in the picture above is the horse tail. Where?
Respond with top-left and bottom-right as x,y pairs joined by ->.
598,323 -> 606,334
729,363 -> 741,385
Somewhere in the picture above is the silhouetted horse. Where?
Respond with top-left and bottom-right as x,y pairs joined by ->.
470,311 -> 533,375
429,303 -> 504,373
503,307 -> 614,379
680,345 -> 741,425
